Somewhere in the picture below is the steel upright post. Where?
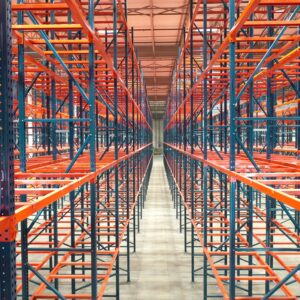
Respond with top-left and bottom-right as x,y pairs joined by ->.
104,28 -> 111,251
266,5 -> 275,293
17,0 -> 28,297
229,0 -> 236,298
202,1 -> 208,298
247,13 -> 254,297
68,14 -> 74,161
67,9 -> 76,295
50,1 -> 57,161
266,6 -> 275,161
136,51 -> 140,232
49,5 -> 59,286
0,1 -> 16,298
113,1 -> 120,298
224,11 -> 228,155
296,27 -> 300,237
87,0 -> 97,297
297,26 -> 300,159
189,0 -> 195,283
79,30 -> 84,146
124,0 -> 131,283
183,27 -> 188,254
131,27 -> 136,253
17,1 -> 26,173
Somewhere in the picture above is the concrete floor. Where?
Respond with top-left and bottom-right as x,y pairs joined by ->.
121,155 -> 202,300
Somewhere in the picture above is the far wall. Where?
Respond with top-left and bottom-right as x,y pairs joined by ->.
153,118 -> 163,150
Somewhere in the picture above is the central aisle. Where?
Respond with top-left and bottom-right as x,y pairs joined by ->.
122,155 -> 202,300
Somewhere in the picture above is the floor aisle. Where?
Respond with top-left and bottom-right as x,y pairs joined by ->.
122,155 -> 202,300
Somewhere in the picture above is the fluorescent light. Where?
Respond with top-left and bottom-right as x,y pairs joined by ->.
97,30 -> 114,35
193,28 -> 219,33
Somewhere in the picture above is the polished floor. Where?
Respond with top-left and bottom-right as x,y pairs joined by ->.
121,155 -> 202,300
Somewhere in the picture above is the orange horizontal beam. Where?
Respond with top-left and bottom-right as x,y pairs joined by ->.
244,20 -> 300,27
12,3 -> 69,10
165,143 -> 300,211
12,24 -> 82,31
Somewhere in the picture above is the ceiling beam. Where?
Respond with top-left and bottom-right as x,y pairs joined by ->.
137,45 -> 178,58
144,76 -> 170,85
148,95 -> 166,102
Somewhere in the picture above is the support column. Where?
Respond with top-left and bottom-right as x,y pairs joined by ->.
183,27 -> 188,253
0,1 -> 16,298
17,0 -> 28,297
87,0 -> 97,298
247,13 -> 254,296
265,5 -> 275,293
113,1 -> 120,298
202,1 -> 208,298
124,0 -> 131,283
229,1 -> 236,298
189,0 -> 195,283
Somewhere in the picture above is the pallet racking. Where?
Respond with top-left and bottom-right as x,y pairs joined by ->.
0,0 -> 152,299
164,0 -> 300,299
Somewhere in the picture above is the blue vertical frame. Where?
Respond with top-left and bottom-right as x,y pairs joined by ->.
0,1 -> 16,298
113,1 -> 120,298
229,0 -> 236,298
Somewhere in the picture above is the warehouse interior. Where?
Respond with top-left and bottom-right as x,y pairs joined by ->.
0,0 -> 300,299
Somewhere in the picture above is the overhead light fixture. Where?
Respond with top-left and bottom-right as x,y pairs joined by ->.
193,28 -> 219,33
97,30 -> 114,35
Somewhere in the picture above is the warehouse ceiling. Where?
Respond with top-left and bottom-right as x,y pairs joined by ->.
127,0 -> 189,118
